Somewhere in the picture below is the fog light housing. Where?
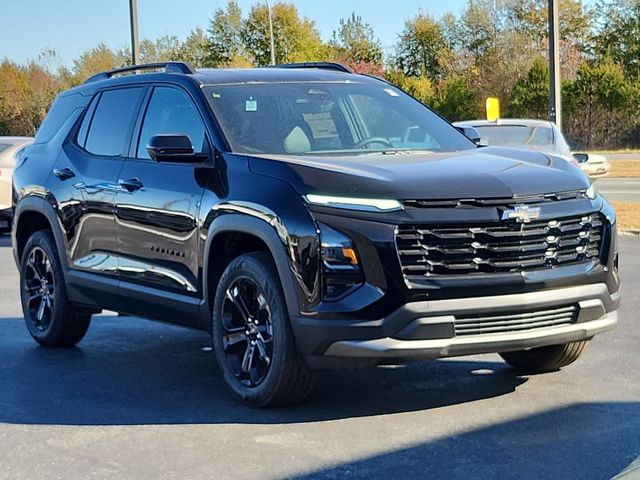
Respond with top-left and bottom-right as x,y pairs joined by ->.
319,223 -> 363,301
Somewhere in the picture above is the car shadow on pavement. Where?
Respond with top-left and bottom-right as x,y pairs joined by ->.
0,234 -> 11,247
0,315 -> 527,425
291,402 -> 640,480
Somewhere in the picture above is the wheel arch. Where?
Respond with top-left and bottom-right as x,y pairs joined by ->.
202,214 -> 302,326
13,196 -> 70,277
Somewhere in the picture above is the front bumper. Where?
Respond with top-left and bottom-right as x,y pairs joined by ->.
295,283 -> 619,365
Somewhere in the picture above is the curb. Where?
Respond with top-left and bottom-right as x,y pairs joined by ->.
620,229 -> 640,236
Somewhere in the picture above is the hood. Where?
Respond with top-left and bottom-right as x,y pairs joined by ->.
248,146 -> 590,200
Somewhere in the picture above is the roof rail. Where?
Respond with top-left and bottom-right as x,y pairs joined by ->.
273,62 -> 353,73
84,62 -> 196,84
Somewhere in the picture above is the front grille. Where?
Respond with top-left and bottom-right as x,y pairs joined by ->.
396,213 -> 603,280
454,304 -> 578,336
403,190 -> 586,209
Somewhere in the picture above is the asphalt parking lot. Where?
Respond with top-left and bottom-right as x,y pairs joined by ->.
595,178 -> 640,202
0,233 -> 638,480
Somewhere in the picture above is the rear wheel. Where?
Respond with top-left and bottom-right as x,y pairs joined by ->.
20,230 -> 91,347
212,252 -> 314,407
500,340 -> 588,373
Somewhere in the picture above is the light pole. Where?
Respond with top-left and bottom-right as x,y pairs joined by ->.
265,0 -> 275,65
129,0 -> 140,65
548,0 -> 562,130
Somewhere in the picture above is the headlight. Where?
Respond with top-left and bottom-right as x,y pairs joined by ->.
318,223 -> 363,301
305,194 -> 402,212
586,184 -> 597,200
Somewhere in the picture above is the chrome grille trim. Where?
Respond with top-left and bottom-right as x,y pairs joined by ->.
396,213 -> 603,280
403,190 -> 587,209
454,305 -> 578,336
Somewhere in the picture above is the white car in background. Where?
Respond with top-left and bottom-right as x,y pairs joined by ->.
0,136 -> 33,233
572,152 -> 611,177
454,118 -> 611,177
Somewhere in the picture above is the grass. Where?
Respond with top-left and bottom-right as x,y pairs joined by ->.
609,160 -> 640,178
611,201 -> 640,231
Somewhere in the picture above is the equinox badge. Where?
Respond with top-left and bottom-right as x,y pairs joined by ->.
501,205 -> 541,223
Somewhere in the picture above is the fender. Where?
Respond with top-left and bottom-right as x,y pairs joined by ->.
12,194 -> 71,278
202,211 -> 306,321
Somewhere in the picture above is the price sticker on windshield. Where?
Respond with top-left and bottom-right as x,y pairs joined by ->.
245,97 -> 258,112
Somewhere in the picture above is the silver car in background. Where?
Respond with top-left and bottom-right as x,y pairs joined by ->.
453,119 -> 610,177
0,136 -> 33,232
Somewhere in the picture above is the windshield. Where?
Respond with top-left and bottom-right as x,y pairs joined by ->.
0,144 -> 10,154
204,82 -> 474,156
473,125 -> 553,147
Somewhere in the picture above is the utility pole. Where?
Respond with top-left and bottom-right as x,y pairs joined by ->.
129,0 -> 140,65
265,0 -> 275,65
548,0 -> 562,131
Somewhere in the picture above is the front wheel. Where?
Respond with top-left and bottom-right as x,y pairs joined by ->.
212,252 -> 314,407
20,230 -> 91,347
500,340 -> 588,373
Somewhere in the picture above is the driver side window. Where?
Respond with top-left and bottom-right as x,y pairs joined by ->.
136,87 -> 206,159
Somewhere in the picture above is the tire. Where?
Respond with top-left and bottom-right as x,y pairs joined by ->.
500,340 -> 588,373
20,230 -> 91,347
212,252 -> 314,407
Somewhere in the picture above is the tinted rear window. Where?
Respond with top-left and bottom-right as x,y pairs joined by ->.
85,87 -> 144,156
34,93 -> 89,144
474,125 -> 553,146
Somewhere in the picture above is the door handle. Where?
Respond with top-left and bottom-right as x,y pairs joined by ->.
119,178 -> 144,192
53,168 -> 76,181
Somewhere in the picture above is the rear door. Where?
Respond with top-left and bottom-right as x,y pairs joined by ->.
115,85 -> 209,319
53,86 -> 145,278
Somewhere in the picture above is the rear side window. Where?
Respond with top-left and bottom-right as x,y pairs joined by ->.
136,87 -> 206,159
34,92 -> 89,144
84,87 -> 144,157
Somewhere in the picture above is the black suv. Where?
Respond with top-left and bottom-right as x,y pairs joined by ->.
12,62 -> 619,406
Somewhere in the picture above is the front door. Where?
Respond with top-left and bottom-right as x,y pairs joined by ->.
115,85 -> 209,322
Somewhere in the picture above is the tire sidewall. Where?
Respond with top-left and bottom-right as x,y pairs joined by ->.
212,253 -> 293,406
20,231 -> 69,344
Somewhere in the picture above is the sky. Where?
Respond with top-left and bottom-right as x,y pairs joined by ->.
0,0 -> 470,67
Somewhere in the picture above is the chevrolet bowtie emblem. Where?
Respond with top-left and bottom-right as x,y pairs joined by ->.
501,205 -> 541,223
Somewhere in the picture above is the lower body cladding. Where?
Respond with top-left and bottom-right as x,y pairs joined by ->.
294,283 -> 619,369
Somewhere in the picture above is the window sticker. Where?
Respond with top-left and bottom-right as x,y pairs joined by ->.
245,97 -> 258,112
383,88 -> 399,97
302,112 -> 338,139
211,92 -> 221,99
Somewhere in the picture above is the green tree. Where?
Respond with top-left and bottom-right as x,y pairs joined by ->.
242,2 -> 328,66
331,13 -> 382,64
209,1 -> 252,66
178,28 -> 213,68
394,13 -> 450,80
434,76 -> 479,121
508,57 -> 549,118
594,0 -> 640,78
67,44 -> 126,85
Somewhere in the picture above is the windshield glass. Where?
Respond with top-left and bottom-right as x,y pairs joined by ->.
0,144 -> 10,154
474,125 -> 553,147
204,82 -> 474,155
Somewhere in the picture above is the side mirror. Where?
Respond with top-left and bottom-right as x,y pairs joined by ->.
573,153 -> 589,164
147,134 -> 205,162
456,126 -> 482,144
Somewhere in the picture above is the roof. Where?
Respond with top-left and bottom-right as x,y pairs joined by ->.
194,67 -> 376,85
454,118 -> 555,128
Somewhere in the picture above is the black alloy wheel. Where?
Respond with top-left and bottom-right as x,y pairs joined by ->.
20,230 -> 91,347
221,277 -> 274,387
212,252 -> 315,407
